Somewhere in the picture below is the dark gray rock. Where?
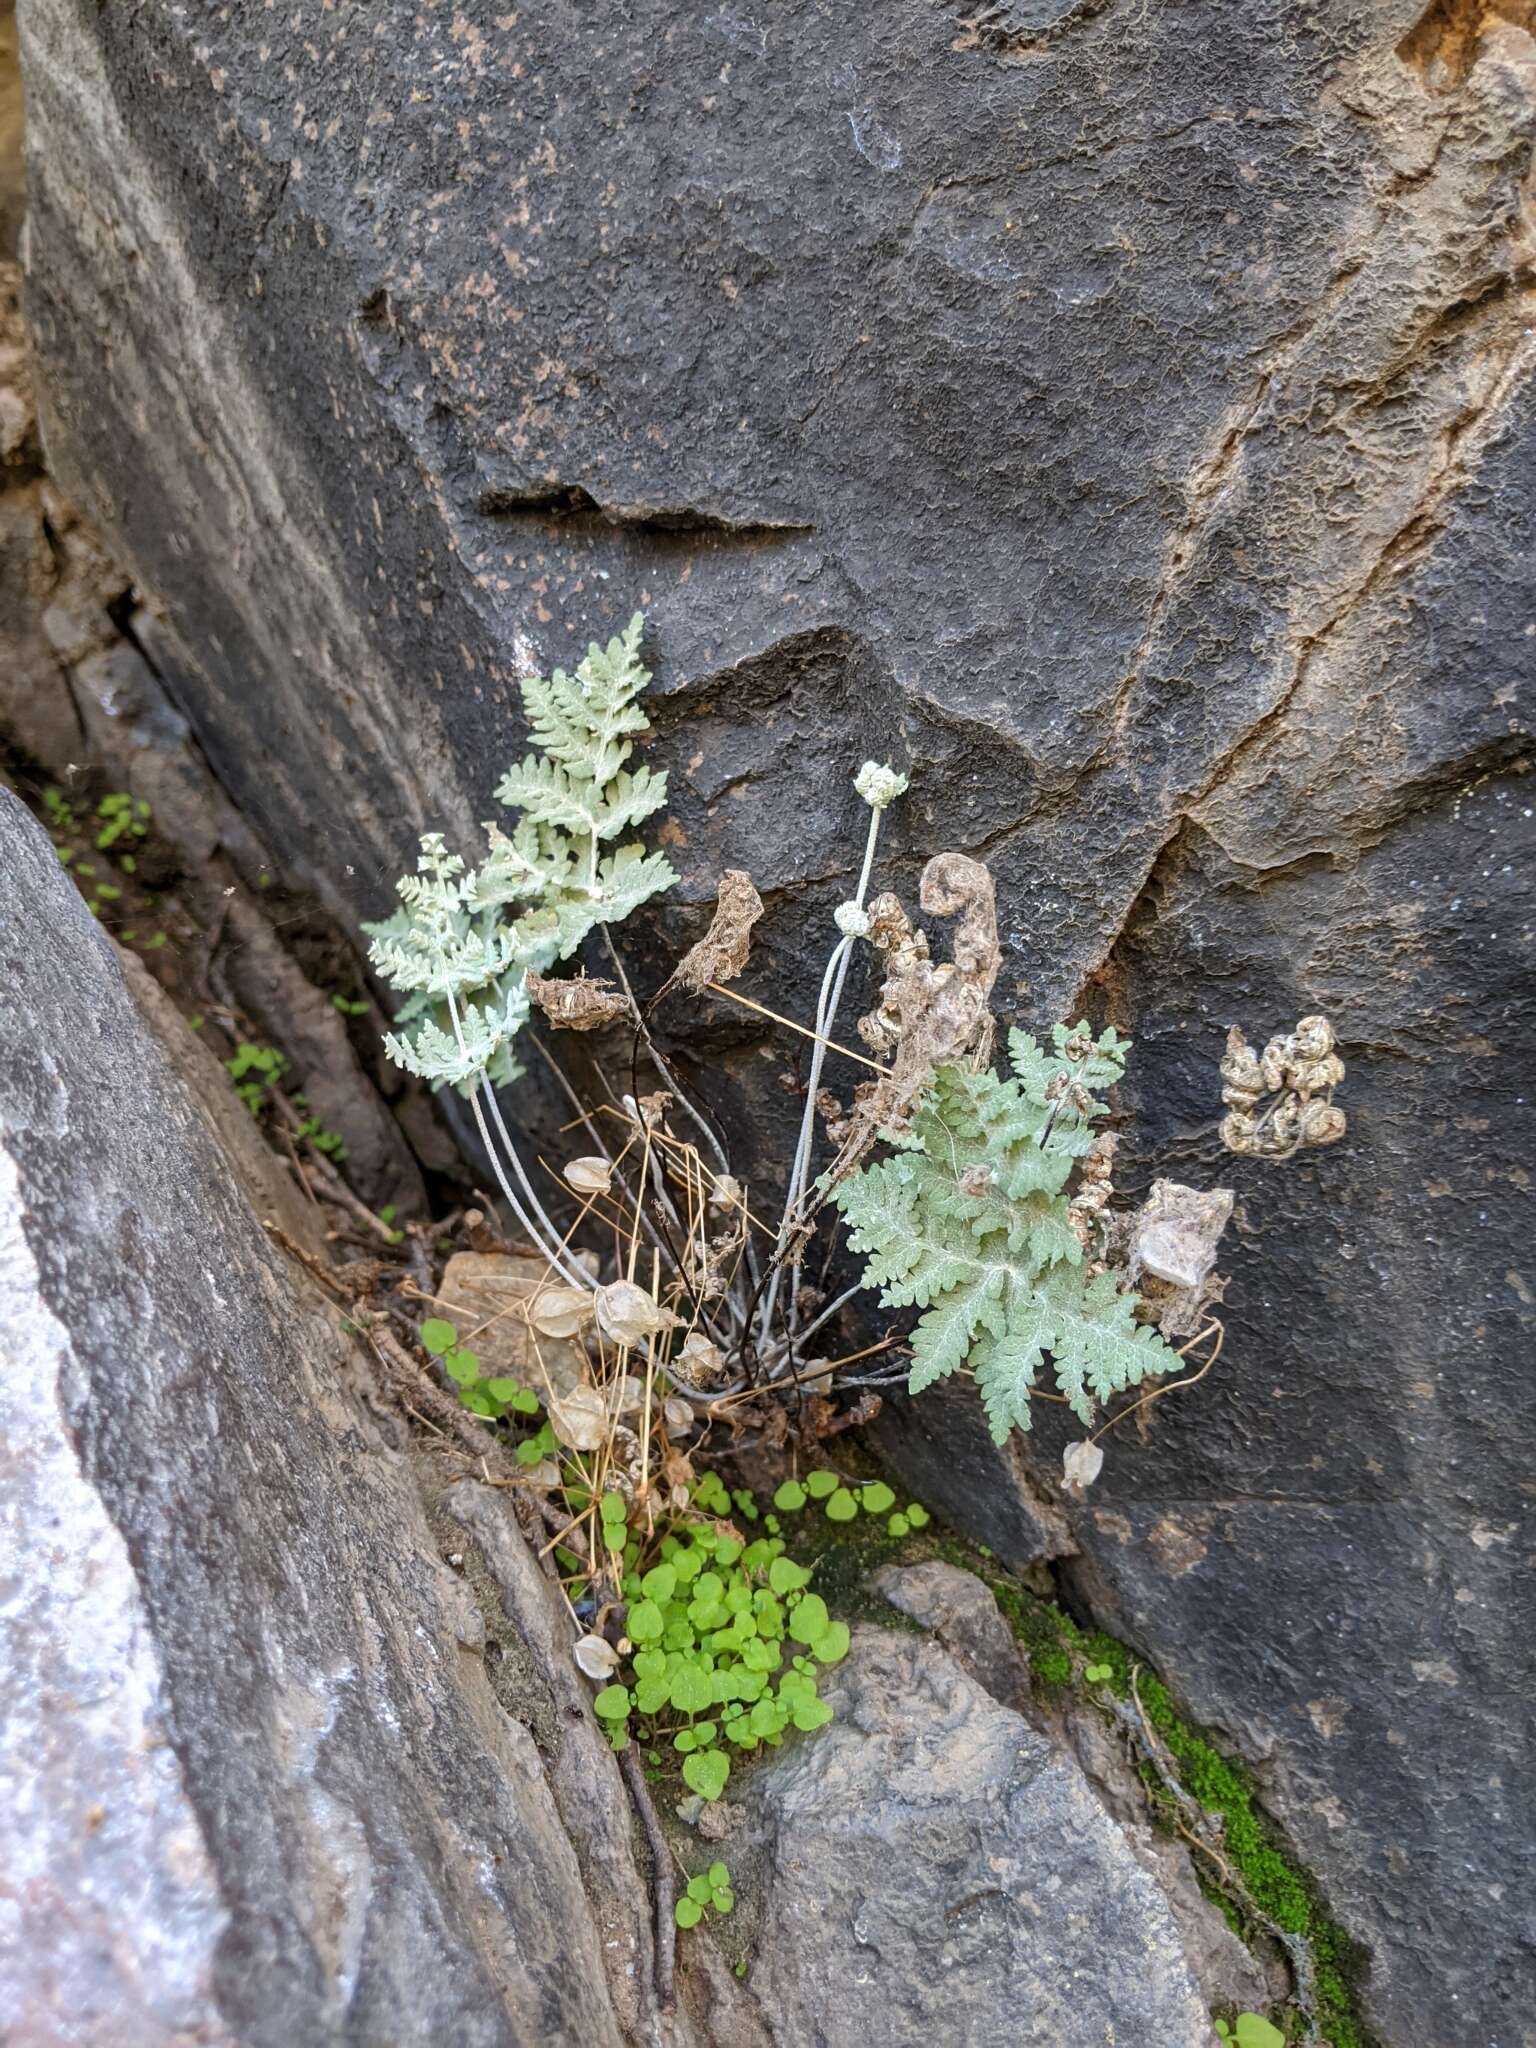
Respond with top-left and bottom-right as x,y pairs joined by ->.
739,1626 -> 1215,2047
0,787 -> 628,2047
17,1 -> 1536,2040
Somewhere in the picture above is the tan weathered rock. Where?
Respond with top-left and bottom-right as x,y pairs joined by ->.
435,1250 -> 589,1402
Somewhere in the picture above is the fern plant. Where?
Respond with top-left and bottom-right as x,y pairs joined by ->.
830,1023 -> 1175,1442
365,612 -> 675,1093
364,613 -> 675,1288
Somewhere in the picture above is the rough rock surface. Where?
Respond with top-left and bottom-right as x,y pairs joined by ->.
0,787 -> 628,2047
872,1561 -> 1275,2018
17,2 -> 1536,2040
871,1558 -> 1033,1710
739,1626 -> 1214,2047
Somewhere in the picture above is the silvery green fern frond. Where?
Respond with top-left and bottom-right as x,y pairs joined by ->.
830,1027 -> 1173,1441
366,612 -> 676,1093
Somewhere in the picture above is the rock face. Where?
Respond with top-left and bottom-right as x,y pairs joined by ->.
17,2 -> 1536,2040
739,1627 -> 1214,2048
0,788 -> 629,2047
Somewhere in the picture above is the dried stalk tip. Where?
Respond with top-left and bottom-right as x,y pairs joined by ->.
668,869 -> 764,995
829,851 -> 1001,1182
525,969 -> 634,1032
1221,1014 -> 1347,1159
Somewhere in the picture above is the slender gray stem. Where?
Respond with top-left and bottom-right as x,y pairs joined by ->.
759,801 -> 886,1345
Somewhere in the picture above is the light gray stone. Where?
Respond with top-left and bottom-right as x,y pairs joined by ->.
871,1559 -> 1031,1710
0,786 -> 627,2047
740,1627 -> 1216,2048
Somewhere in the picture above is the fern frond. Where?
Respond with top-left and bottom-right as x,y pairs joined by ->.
519,612 -> 652,785
831,1033 -> 1173,1443
372,610 -> 676,1092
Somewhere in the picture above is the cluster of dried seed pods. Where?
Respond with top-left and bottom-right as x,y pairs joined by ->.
1220,1014 -> 1346,1159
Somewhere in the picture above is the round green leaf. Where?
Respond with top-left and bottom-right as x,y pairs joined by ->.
804,1470 -> 838,1499
1233,2019 -> 1285,2048
670,1662 -> 713,1716
812,1621 -> 851,1665
773,1480 -> 806,1512
600,1490 -> 629,1525
592,1685 -> 631,1721
712,1888 -> 735,1915
674,1896 -> 702,1929
791,1694 -> 834,1732
634,1676 -> 671,1716
419,1318 -> 457,1356
905,1503 -> 930,1528
444,1350 -> 480,1385
824,1487 -> 857,1523
641,1563 -> 677,1603
788,1594 -> 829,1646
627,1599 -> 665,1643
887,1512 -> 911,1538
687,1873 -> 713,1903
768,1557 -> 810,1597
860,1482 -> 896,1515
708,1861 -> 730,1887
682,1748 -> 730,1801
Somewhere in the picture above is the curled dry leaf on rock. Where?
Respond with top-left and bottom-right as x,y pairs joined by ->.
663,867 -> 764,996
1221,1014 -> 1347,1159
825,852 -> 1002,1185
525,968 -> 634,1032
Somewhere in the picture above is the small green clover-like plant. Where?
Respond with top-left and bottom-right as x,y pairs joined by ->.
292,1098 -> 348,1160
1215,2017 -> 1285,2048
773,1474 -> 921,1533
419,1316 -> 541,1422
226,1042 -> 288,1116
366,613 -> 675,1094
1083,1662 -> 1114,1684
675,1860 -> 735,1929
831,1025 -> 1175,1442
94,791 -> 151,853
590,1501 -> 847,1796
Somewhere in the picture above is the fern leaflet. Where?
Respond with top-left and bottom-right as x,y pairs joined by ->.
831,1029 -> 1174,1441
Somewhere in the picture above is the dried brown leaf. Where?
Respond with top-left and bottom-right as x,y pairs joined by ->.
826,852 -> 1001,1188
525,969 -> 635,1032
666,869 -> 764,995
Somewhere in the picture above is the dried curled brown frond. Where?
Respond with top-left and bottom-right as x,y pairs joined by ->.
824,852 -> 1000,1187
525,969 -> 635,1032
663,868 -> 764,996
1221,1013 -> 1346,1159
